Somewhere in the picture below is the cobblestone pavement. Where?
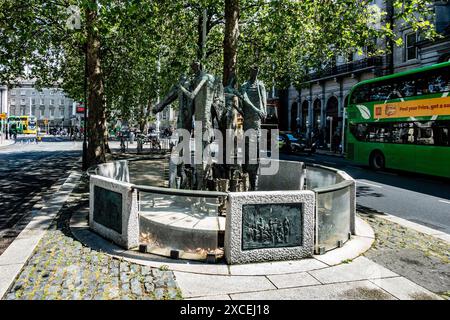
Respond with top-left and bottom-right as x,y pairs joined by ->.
3,178 -> 182,300
362,214 -> 450,299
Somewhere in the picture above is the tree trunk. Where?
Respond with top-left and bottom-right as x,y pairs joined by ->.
139,104 -> 145,133
223,0 -> 239,86
86,2 -> 107,166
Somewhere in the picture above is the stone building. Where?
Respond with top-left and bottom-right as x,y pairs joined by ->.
284,0 -> 450,149
6,80 -> 75,129
0,85 -> 8,116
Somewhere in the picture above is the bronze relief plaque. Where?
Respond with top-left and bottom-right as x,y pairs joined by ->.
93,186 -> 123,234
242,203 -> 303,250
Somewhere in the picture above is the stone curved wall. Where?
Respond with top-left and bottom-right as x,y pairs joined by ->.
89,159 -> 355,263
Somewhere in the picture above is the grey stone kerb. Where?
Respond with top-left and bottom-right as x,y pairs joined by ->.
89,175 -> 139,249
225,191 -> 315,264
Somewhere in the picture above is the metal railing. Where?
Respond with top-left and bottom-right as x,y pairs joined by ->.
305,56 -> 383,82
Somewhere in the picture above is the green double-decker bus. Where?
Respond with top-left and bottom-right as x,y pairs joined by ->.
346,61 -> 450,178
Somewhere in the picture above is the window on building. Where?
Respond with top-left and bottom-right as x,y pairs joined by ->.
60,99 -> 64,105
10,90 -> 15,96
435,3 -> 450,34
31,98 -> 36,105
11,98 -> 15,105
20,90 -> 26,96
21,107 -> 26,115
39,108 -> 45,117
59,108 -> 65,117
50,99 -> 54,105
40,98 -> 44,105
20,99 -> 26,105
32,107 -> 36,116
405,32 -> 418,61
49,108 -> 54,117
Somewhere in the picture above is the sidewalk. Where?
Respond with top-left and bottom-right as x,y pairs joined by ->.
315,148 -> 345,158
1,166 -> 448,300
0,139 -> 15,149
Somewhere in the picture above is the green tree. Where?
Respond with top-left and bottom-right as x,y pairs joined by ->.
0,0 -> 439,168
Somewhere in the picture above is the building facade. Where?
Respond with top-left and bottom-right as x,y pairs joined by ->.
6,80 -> 75,129
0,85 -> 8,115
284,1 -> 450,149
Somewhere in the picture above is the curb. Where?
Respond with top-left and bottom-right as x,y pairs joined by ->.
357,204 -> 450,244
0,140 -> 15,149
0,171 -> 81,299
376,214 -> 450,244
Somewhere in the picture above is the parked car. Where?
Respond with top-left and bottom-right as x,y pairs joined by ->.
278,132 -> 316,155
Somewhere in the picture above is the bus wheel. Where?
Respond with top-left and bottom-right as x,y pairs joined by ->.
369,151 -> 385,170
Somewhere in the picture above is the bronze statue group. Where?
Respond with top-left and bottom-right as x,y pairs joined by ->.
155,61 -> 267,192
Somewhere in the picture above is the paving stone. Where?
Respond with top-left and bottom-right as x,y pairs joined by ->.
371,277 -> 442,300
154,288 -> 165,300
229,259 -> 327,276
173,272 -> 276,298
153,278 -> 166,288
130,278 -> 142,296
107,286 -> 120,299
141,266 -> 151,276
309,256 -> 397,284
144,282 -> 155,293
230,280 -> 396,300
267,272 -> 321,289
166,288 -> 180,300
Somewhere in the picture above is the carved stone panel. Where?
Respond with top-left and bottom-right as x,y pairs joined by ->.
225,191 -> 315,264
93,186 -> 123,234
242,203 -> 302,250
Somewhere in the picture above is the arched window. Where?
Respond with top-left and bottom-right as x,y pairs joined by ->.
313,99 -> 321,131
301,100 -> 309,131
325,96 -> 340,149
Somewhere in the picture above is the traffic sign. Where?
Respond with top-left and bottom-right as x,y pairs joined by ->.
76,103 -> 85,113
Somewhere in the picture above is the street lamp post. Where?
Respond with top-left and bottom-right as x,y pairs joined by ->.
327,116 -> 333,152
341,108 -> 346,155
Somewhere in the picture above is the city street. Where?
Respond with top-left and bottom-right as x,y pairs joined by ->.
281,152 -> 450,234
0,136 -> 81,254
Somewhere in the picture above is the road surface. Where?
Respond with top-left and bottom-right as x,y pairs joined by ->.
0,136 -> 81,254
281,151 -> 450,234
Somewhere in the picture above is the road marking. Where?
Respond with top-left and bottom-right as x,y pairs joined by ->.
323,161 -> 337,165
356,180 -> 384,189
438,200 -> 450,205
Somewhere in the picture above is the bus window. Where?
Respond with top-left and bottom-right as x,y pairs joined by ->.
351,84 -> 371,104
431,121 -> 450,146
